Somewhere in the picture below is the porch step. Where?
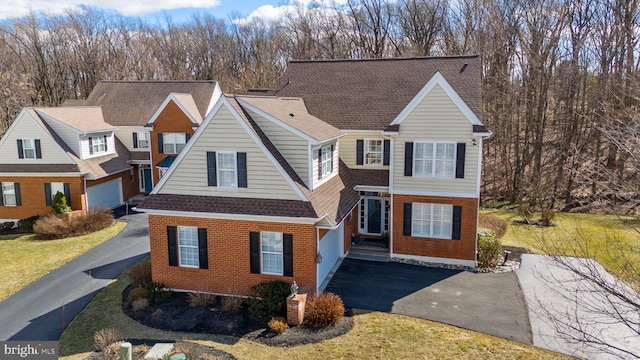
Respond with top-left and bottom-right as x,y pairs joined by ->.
347,244 -> 389,262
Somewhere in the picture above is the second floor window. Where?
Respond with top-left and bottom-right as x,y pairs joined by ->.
163,133 -> 186,154
414,142 -> 455,178
320,145 -> 333,178
136,132 -> 149,148
90,136 -> 107,155
365,139 -> 382,165
22,139 -> 37,159
217,151 -> 237,188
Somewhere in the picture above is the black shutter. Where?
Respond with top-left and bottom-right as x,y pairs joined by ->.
237,152 -> 247,188
383,139 -> 390,165
167,226 -> 178,267
14,183 -> 21,206
356,139 -> 364,165
133,133 -> 138,148
318,148 -> 322,179
44,183 -> 52,206
35,140 -> 42,159
250,232 -> 260,274
0,185 -> 3,206
103,135 -> 108,152
330,144 -> 334,173
207,152 -> 217,186
455,143 -> 466,179
404,142 -> 414,176
283,234 -> 293,277
88,137 -> 93,155
198,228 -> 208,269
63,183 -> 71,208
403,203 -> 412,236
17,140 -> 24,159
157,133 -> 164,154
452,206 -> 462,240
185,133 -> 191,142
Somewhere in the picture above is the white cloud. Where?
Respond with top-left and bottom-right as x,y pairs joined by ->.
233,0 -> 348,26
0,0 -> 221,20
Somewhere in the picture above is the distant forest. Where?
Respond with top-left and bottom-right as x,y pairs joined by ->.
0,0 -> 638,211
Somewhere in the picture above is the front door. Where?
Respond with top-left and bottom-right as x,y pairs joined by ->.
139,166 -> 152,192
360,196 -> 389,235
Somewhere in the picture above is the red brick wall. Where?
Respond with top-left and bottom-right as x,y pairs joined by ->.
148,215 -> 318,296
0,176 -> 84,219
392,194 -> 478,261
149,101 -> 196,186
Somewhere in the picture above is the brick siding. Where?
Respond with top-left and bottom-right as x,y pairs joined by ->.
0,176 -> 84,219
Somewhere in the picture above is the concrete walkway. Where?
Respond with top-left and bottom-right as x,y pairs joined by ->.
0,211 -> 150,341
517,254 -> 640,360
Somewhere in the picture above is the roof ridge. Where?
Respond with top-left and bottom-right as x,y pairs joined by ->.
289,55 -> 480,64
96,80 -> 217,84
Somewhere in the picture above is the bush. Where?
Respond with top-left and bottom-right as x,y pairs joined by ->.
304,292 -> 345,328
267,317 -> 289,333
18,215 -> 40,232
0,221 -> 15,232
478,214 -> 507,238
33,214 -> 68,239
51,191 -> 69,214
93,328 -> 121,353
145,282 -> 172,303
127,287 -> 148,303
247,280 -> 291,318
129,261 -> 152,287
131,298 -> 149,312
539,208 -> 556,226
516,204 -> 535,224
477,230 -> 502,269
187,292 -> 217,307
33,208 -> 114,239
222,296 -> 243,311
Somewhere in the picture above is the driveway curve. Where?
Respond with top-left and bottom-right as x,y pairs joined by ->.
0,211 -> 149,341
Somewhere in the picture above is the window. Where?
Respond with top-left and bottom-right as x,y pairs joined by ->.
320,145 -> 333,178
414,142 -> 455,178
261,231 -> 283,275
158,168 -> 167,179
22,139 -> 36,159
217,152 -> 237,188
136,132 -> 149,148
91,136 -> 106,154
178,226 -> 199,268
412,203 -> 453,239
163,133 -> 186,154
1,182 -> 16,206
365,139 -> 382,165
50,182 -> 65,200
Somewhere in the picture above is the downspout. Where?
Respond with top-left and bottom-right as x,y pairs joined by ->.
315,226 -> 320,294
383,133 -> 394,259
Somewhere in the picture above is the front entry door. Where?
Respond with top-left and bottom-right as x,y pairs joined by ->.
139,166 -> 152,192
366,198 -> 382,234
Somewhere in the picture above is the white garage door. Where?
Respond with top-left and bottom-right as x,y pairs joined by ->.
87,178 -> 123,209
317,222 -> 344,291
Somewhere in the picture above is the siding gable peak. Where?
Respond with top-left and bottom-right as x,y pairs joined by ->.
146,93 -> 204,128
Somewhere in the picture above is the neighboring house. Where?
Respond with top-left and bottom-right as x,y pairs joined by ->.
137,55 -> 491,296
0,81 -> 221,223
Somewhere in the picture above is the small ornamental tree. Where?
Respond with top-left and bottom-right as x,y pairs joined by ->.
51,191 -> 69,214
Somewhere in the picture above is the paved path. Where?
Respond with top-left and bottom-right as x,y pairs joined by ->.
326,258 -> 532,344
0,212 -> 149,341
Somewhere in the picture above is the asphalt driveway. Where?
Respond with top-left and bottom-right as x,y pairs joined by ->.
326,258 -> 532,344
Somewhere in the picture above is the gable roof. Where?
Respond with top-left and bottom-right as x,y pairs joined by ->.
35,107 -> 114,133
267,55 -> 483,131
79,80 -> 218,126
146,93 -> 204,128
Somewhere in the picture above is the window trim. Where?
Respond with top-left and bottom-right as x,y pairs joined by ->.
177,225 -> 199,268
216,151 -> 238,189
136,132 -> 149,149
1,182 -> 17,207
413,141 -> 457,178
21,139 -> 37,159
162,133 -> 187,154
364,139 -> 383,167
260,231 -> 284,276
320,145 -> 333,178
411,203 -> 453,239
90,136 -> 107,154
50,182 -> 65,201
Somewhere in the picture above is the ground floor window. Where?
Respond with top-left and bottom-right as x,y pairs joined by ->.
178,226 -> 199,268
1,182 -> 17,206
412,203 -> 453,239
261,231 -> 283,275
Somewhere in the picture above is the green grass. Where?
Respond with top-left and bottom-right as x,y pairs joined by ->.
482,209 -> 640,287
0,222 -> 126,301
59,262 -> 569,360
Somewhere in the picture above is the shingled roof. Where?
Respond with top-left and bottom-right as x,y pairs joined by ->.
79,81 -> 218,126
270,56 -> 483,131
35,107 -> 114,133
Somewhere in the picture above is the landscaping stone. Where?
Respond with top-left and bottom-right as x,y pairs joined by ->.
144,343 -> 174,359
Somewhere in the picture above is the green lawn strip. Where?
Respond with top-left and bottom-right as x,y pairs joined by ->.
482,209 -> 640,286
0,221 -> 126,301
60,263 -> 569,360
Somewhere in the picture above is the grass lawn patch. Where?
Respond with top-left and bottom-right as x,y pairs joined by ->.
0,221 -> 126,301
482,209 -> 640,286
60,263 -> 569,360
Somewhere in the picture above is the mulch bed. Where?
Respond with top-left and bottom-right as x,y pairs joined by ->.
122,284 -> 353,347
86,340 -> 236,360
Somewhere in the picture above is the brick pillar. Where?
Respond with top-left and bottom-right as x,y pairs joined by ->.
286,293 -> 307,326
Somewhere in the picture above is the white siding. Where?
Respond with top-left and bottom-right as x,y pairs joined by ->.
115,126 -> 149,152
245,109 -> 310,186
159,105 -> 301,200
40,115 -> 81,156
0,111 -> 74,164
312,141 -> 339,190
79,132 -> 117,159
392,84 -> 479,195
339,131 -> 388,170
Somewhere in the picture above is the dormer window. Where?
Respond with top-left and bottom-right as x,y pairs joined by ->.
90,136 -> 106,154
320,144 -> 334,178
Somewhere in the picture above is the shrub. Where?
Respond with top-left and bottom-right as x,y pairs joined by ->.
83,207 -> 115,232
187,292 -> 217,307
93,328 -> 121,353
145,282 -> 172,303
247,280 -> 291,318
477,230 -> 502,269
33,214 -> 68,239
131,298 -> 149,312
129,261 -> 152,287
478,214 -> 507,238
0,221 -> 15,232
267,317 -> 289,333
221,296 -> 243,311
127,287 -> 148,303
33,208 -> 114,239
18,215 -> 40,232
304,292 -> 345,328
51,191 -> 69,214
539,208 -> 556,226
516,204 -> 535,224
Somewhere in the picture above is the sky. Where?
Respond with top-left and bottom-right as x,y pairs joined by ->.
0,0 -> 299,24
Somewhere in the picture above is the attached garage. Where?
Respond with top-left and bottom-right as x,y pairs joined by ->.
87,178 -> 123,209
317,222 -> 344,291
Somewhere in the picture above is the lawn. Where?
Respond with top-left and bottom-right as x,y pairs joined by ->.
0,221 -> 126,301
482,209 -> 640,287
59,265 -> 569,360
